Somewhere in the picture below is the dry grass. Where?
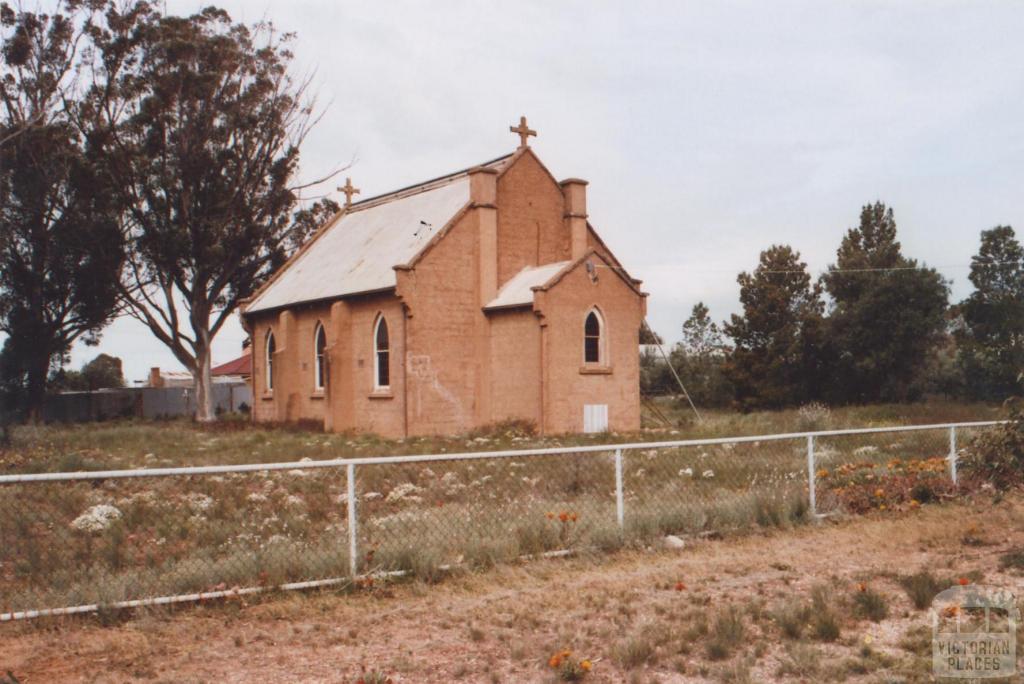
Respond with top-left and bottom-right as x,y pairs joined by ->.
2,494 -> 1022,682
0,400 -> 1005,626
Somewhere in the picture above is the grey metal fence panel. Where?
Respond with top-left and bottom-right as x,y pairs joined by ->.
0,421 -> 1002,621
42,383 -> 250,423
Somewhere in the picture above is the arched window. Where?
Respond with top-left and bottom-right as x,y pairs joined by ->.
374,316 -> 390,389
314,322 -> 327,391
265,330 -> 276,391
584,310 -> 603,364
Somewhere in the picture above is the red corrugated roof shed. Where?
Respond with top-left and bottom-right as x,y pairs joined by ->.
211,351 -> 251,377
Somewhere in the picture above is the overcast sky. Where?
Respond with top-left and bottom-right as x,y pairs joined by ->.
70,0 -> 1024,383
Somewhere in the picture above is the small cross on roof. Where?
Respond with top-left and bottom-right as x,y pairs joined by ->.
339,177 -> 360,207
509,115 -> 536,149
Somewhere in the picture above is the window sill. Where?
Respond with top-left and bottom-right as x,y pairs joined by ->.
261,393 -> 274,401
369,389 -> 394,400
310,392 -> 325,400
579,366 -> 613,375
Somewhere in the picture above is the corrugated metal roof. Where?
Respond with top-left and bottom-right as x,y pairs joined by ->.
245,154 -> 513,314
484,261 -> 571,310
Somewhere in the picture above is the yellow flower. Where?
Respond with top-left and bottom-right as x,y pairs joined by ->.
874,488 -> 885,498
580,659 -> 593,672
909,500 -> 920,508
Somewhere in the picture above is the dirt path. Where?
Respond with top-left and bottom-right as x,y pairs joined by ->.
3,496 -> 1023,683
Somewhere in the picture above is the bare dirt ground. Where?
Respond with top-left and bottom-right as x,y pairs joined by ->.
3,495 -> 1023,684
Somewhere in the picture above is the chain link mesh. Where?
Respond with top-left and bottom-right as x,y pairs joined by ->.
0,424 -> 998,619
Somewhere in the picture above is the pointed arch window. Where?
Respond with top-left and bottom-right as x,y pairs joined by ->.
584,310 -> 603,364
265,330 -> 276,392
314,322 -> 327,391
374,316 -> 390,389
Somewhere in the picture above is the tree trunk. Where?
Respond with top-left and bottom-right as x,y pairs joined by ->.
24,348 -> 50,424
193,329 -> 215,422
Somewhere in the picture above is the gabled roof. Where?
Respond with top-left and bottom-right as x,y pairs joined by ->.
484,261 -> 571,310
244,153 -> 513,314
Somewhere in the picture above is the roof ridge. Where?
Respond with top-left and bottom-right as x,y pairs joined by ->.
348,152 -> 513,212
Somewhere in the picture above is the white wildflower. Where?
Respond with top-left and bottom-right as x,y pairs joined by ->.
678,468 -> 694,477
702,469 -> 715,479
186,493 -> 214,513
71,504 -> 121,533
386,483 -> 423,502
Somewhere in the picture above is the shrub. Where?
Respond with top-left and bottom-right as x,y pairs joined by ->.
961,398 -> 1024,489
706,605 -> 745,661
852,585 -> 889,622
999,548 -> 1024,571
899,571 -> 947,610
809,586 -> 841,642
771,600 -> 812,639
615,634 -> 656,669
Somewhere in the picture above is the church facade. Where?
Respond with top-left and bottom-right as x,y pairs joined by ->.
241,122 -> 646,437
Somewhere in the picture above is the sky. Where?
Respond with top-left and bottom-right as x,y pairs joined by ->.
69,0 -> 1024,383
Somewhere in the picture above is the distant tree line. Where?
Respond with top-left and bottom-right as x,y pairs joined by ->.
643,203 -> 1024,409
0,1 -> 337,423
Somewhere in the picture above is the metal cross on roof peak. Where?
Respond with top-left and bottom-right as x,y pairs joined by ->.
339,177 -> 360,207
509,115 -> 536,149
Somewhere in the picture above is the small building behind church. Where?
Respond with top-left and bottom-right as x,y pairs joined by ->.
241,120 -> 647,437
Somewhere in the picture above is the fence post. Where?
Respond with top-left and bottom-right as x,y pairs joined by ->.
614,448 -> 624,529
806,435 -> 817,517
346,462 -> 358,578
948,426 -> 958,486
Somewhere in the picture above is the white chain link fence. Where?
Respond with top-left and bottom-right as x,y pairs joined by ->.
0,421 -> 1000,621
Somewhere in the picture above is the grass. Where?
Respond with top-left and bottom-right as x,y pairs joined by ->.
852,585 -> 890,622
4,495 -> 1023,682
809,585 -> 841,642
771,599 -> 812,640
999,547 -> 1024,571
705,605 -> 745,661
898,571 -> 949,610
0,399 -> 1000,618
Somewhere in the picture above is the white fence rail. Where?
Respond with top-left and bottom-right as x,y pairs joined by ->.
0,421 -> 1001,621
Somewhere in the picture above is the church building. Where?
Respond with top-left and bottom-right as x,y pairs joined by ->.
241,119 -> 647,437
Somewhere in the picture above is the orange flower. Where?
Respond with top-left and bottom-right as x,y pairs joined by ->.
856,582 -> 866,592
546,512 -> 555,520
675,581 -> 686,591
569,512 -> 578,522
580,659 -> 593,672
816,468 -> 829,479
874,488 -> 885,498
559,511 -> 570,523
909,500 -> 920,509
958,577 -> 970,586
548,653 -> 562,668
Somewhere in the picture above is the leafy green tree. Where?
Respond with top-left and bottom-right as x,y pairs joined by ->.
51,353 -> 125,391
0,1 -> 124,421
954,226 -> 1024,400
669,302 -> 732,406
724,246 -> 825,409
821,202 -> 949,403
87,6 -> 337,421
